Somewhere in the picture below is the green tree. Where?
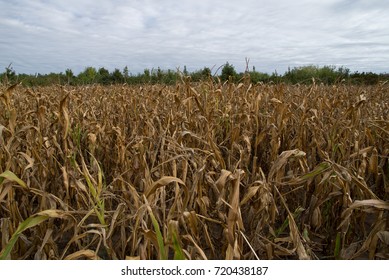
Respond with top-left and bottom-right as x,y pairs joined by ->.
98,67 -> 110,85
249,69 -> 270,83
65,69 -> 73,85
78,67 -> 97,84
201,67 -> 211,78
183,65 -> 188,76
157,67 -> 163,82
163,69 -> 176,84
1,63 -> 16,84
283,65 -> 351,84
111,68 -> 124,83
123,66 -> 129,83
221,62 -> 237,82
190,67 -> 212,82
143,68 -> 151,83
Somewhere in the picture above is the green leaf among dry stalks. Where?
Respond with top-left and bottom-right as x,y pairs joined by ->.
0,170 -> 27,189
0,210 -> 69,260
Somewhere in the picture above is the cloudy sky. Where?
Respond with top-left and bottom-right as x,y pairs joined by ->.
1,0 -> 388,75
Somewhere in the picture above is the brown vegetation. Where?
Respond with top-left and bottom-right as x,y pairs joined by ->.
0,79 -> 388,259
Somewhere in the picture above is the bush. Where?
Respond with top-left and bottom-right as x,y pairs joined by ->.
221,62 -> 237,82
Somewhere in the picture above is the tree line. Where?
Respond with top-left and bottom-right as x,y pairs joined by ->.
1,63 -> 387,87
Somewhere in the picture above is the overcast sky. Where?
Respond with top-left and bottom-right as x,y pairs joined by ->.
1,0 -> 388,75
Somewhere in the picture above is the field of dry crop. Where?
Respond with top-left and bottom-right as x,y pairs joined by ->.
0,79 -> 388,260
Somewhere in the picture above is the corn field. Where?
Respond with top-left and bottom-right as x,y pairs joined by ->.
0,79 -> 388,260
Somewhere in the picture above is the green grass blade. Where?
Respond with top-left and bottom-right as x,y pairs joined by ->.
300,162 -> 331,181
147,206 -> 167,260
80,156 -> 105,225
334,232 -> 342,260
172,231 -> 186,260
0,210 -> 69,260
275,207 -> 304,237
0,215 -> 49,259
0,170 -> 27,189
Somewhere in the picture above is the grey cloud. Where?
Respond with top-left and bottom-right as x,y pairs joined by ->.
0,0 -> 388,75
